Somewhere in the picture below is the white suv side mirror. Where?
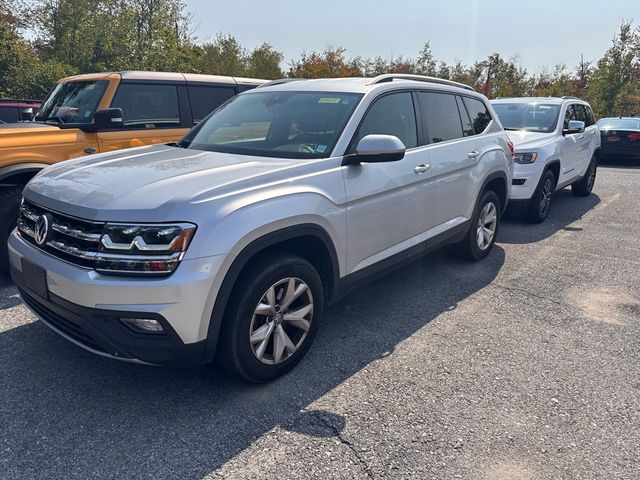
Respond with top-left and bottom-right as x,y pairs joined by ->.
345,134 -> 406,165
564,120 -> 586,135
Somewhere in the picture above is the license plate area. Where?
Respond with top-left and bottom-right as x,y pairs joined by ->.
21,258 -> 48,299
608,136 -> 620,142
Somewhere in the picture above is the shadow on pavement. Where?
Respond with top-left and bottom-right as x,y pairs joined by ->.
499,189 -> 601,245
0,246 -> 505,479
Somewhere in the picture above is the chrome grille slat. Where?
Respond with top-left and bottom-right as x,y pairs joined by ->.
51,223 -> 101,242
47,240 -> 97,261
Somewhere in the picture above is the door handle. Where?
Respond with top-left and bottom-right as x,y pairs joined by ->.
578,135 -> 584,139
414,164 -> 430,174
468,150 -> 480,159
84,147 -> 96,155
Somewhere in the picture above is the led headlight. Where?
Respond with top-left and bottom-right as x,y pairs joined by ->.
96,223 -> 196,275
514,152 -> 537,164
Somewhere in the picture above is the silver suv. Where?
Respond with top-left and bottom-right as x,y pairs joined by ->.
9,75 -> 513,382
491,97 -> 600,223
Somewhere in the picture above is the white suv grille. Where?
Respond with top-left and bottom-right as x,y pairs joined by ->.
18,200 -> 105,268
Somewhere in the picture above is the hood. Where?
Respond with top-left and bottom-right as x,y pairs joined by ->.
505,130 -> 555,150
25,144 -> 314,221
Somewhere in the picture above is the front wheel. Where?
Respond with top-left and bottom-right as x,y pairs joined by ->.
527,170 -> 556,223
451,190 -> 501,261
572,157 -> 597,197
216,253 -> 324,382
0,186 -> 23,275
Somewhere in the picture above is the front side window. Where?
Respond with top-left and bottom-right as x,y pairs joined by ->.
585,106 -> 596,126
463,97 -> 492,134
492,102 -> 561,133
353,92 -> 417,149
35,81 -> 108,124
180,91 -> 362,159
563,105 -> 577,129
111,84 -> 181,129
418,92 -> 464,143
573,104 -> 588,124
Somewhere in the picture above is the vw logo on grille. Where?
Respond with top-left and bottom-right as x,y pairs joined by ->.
34,214 -> 51,246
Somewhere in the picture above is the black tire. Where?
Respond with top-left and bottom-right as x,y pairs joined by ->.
216,252 -> 324,383
572,156 -> 597,197
0,186 -> 23,275
451,190 -> 501,261
527,170 -> 556,224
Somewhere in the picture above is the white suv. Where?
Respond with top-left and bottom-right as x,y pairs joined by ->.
9,75 -> 513,382
491,97 -> 600,223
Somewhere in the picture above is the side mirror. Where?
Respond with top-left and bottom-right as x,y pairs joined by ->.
20,107 -> 34,121
563,120 -> 585,135
344,134 -> 406,165
94,108 -> 124,130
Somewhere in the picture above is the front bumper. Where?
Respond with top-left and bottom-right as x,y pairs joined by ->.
510,159 -> 546,201
9,231 -> 226,367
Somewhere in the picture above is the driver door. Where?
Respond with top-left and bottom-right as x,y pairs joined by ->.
343,91 -> 433,275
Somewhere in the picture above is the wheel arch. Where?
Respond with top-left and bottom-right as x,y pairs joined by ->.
0,163 -> 48,187
201,223 -> 340,364
479,170 -> 508,213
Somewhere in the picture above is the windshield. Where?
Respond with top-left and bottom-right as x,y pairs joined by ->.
597,118 -> 640,130
179,91 -> 363,159
492,102 -> 561,133
35,80 -> 108,124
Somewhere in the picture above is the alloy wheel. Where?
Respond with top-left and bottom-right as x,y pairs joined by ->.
476,201 -> 498,251
587,163 -> 596,190
539,178 -> 553,217
249,277 -> 314,365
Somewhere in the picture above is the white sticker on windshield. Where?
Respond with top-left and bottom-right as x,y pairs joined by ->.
316,145 -> 327,153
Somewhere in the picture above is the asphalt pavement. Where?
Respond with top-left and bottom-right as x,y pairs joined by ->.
1,164 -> 639,479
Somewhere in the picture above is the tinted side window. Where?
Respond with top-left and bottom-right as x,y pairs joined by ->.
0,105 -> 18,123
187,85 -> 236,123
456,96 -> 474,137
573,104 -> 588,124
463,97 -> 492,134
111,84 -> 180,129
354,92 -> 417,149
417,92 -> 463,144
585,106 -> 596,126
563,105 -> 577,129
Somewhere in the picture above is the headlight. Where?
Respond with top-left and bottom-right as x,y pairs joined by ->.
514,152 -> 537,164
96,223 -> 196,275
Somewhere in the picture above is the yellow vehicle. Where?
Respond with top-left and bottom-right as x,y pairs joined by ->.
0,71 -> 265,272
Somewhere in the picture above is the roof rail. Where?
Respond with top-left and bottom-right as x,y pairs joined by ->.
256,78 -> 306,89
367,74 -> 475,92
561,96 -> 581,100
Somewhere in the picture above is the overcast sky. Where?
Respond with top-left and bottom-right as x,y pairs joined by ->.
185,0 -> 635,72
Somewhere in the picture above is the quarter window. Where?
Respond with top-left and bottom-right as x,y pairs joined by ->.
187,85 -> 236,123
463,97 -> 492,134
417,92 -> 464,144
111,84 -> 181,129
354,92 -> 418,149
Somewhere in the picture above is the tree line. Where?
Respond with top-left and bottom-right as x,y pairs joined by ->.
1,0 -> 638,117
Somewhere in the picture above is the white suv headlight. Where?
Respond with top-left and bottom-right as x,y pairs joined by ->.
96,223 -> 197,275
514,152 -> 537,164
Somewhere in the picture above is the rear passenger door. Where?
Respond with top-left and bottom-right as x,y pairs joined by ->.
97,83 -> 190,152
417,92 -> 487,228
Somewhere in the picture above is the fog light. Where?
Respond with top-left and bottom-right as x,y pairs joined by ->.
121,317 -> 164,333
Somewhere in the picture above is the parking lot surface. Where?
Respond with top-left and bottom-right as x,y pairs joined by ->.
1,165 -> 639,479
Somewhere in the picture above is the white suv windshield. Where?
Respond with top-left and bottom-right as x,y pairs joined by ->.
179,91 -> 363,159
493,102 -> 561,133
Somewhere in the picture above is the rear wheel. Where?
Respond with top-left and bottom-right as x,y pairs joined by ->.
216,253 -> 324,382
0,186 -> 23,275
451,190 -> 500,261
527,170 -> 555,223
572,156 -> 597,197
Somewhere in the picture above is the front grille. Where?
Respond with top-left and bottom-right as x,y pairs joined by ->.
18,200 -> 105,269
20,289 -> 105,352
